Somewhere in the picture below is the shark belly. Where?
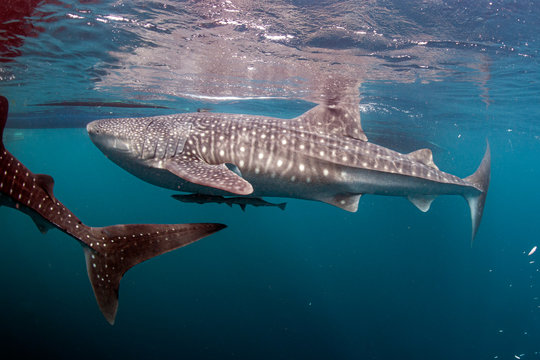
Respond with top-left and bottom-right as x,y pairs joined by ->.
237,159 -> 477,202
346,166 -> 477,197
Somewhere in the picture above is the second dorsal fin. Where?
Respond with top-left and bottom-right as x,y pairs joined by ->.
407,149 -> 439,170
35,174 -> 57,200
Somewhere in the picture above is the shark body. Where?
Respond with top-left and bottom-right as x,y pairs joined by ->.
88,99 -> 490,240
0,96 -> 226,324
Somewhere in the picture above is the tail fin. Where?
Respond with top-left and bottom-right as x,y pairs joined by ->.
278,202 -> 287,211
0,95 -> 227,325
463,141 -> 491,242
84,223 -> 226,325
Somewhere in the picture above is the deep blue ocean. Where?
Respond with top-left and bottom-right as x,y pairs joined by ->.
1,1 -> 539,359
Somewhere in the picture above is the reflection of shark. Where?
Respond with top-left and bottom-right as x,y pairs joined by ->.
172,193 -> 286,211
0,96 -> 225,324
88,97 -> 490,240
34,101 -> 169,109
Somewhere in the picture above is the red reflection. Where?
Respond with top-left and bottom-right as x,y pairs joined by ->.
0,0 -> 51,61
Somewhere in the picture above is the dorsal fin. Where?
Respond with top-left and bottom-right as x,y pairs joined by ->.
407,148 -> 439,170
295,103 -> 367,141
0,95 -> 8,144
295,81 -> 366,141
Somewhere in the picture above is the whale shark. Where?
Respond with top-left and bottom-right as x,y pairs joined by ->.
87,96 -> 490,240
0,95 -> 226,324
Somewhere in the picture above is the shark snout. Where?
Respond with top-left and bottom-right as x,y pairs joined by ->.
86,120 -> 102,137
87,119 -> 132,155
87,120 -> 107,149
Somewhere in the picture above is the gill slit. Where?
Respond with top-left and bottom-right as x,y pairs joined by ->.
141,120 -> 154,158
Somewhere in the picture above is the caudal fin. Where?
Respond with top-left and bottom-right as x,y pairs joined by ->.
84,223 -> 226,324
0,95 -> 226,325
463,141 -> 491,242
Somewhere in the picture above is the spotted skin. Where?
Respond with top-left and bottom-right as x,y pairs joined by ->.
0,96 -> 226,324
88,101 -> 490,240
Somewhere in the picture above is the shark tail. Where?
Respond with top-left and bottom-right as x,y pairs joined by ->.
0,96 -> 227,324
278,202 -> 287,211
463,141 -> 491,242
83,223 -> 226,325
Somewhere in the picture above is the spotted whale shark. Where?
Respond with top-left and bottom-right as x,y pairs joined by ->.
87,97 -> 490,240
0,95 -> 226,324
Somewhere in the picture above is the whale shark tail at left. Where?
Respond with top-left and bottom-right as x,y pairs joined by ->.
0,95 -> 226,324
83,223 -> 225,325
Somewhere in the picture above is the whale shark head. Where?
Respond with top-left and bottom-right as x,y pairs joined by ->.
87,118 -> 138,160
87,115 -> 192,165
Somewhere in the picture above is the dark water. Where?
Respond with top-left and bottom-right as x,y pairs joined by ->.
1,1 -> 540,359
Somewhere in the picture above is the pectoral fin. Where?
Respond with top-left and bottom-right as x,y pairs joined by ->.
165,158 -> 253,195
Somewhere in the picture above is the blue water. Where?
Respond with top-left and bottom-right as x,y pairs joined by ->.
1,1 -> 540,359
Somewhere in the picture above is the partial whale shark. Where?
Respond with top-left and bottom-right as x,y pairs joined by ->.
87,95 -> 490,240
0,95 -> 226,324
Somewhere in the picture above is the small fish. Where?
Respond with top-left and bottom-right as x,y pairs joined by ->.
172,193 -> 286,211
528,246 -> 537,256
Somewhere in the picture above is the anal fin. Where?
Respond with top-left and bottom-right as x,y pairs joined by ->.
408,195 -> 436,212
317,193 -> 362,212
165,157 -> 253,195
30,214 -> 55,234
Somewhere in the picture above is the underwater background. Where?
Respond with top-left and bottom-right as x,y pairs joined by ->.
1,1 -> 539,359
